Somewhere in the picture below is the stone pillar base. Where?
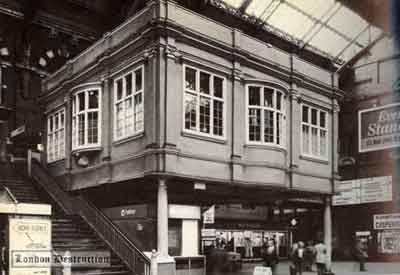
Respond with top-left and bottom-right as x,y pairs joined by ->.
158,256 -> 176,275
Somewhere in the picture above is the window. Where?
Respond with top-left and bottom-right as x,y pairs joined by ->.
183,66 -> 225,138
47,109 -> 65,162
72,88 -> 101,150
114,66 -> 144,140
247,85 -> 286,146
301,105 -> 328,158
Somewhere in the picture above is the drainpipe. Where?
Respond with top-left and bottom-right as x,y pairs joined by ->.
289,53 -> 294,189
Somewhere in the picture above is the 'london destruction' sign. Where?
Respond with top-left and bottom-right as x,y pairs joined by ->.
359,103 -> 400,152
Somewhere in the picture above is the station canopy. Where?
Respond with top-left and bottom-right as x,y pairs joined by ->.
217,0 -> 385,65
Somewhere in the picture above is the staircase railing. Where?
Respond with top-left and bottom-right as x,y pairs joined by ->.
29,157 -> 151,275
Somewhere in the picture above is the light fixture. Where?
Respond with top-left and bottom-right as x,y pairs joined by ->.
46,49 -> 55,59
0,47 -> 9,56
39,57 -> 47,67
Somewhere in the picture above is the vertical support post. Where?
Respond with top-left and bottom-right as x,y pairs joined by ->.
324,196 -> 332,271
151,250 -> 158,275
62,251 -> 72,275
157,178 -> 169,258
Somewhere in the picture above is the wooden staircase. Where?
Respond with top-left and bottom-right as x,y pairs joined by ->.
1,159 -> 150,275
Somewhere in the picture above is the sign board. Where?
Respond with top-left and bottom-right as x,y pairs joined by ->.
359,103 -> 400,152
374,213 -> 400,230
333,176 -> 392,206
9,217 -> 51,275
203,205 -> 215,224
253,266 -> 272,275
201,229 -> 216,240
102,204 -> 150,220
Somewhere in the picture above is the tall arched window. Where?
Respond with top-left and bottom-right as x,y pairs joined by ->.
246,85 -> 286,146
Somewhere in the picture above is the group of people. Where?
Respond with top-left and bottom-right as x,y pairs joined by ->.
261,239 -> 328,275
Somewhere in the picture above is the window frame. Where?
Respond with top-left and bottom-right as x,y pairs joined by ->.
113,65 -> 145,142
71,87 -> 102,151
182,64 -> 227,140
245,84 -> 286,148
47,108 -> 66,163
300,104 -> 329,160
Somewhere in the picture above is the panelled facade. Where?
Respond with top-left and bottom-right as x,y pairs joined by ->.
40,0 -> 341,265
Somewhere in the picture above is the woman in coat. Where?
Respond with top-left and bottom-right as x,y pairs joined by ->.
262,239 -> 279,275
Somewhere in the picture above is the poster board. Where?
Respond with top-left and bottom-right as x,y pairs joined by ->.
8,216 -> 51,275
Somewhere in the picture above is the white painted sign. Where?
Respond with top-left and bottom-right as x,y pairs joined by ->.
374,213 -> 400,230
201,229 -> 216,239
333,176 -> 392,206
9,217 -> 51,275
203,205 -> 215,224
253,266 -> 272,275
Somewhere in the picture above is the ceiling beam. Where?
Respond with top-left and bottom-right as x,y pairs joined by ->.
238,0 -> 253,13
336,32 -> 386,73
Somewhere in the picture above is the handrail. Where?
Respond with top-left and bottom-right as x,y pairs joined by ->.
76,196 -> 151,275
29,159 -> 150,275
30,161 -> 76,215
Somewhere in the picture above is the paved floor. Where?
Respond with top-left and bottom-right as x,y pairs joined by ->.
209,261 -> 400,275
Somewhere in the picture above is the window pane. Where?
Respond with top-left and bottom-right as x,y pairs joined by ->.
214,77 -> 223,98
320,130 -> 327,157
78,114 -> 85,145
199,96 -> 210,133
264,110 -> 274,143
116,102 -> 124,137
134,93 -> 143,132
88,112 -> 98,144
59,129 -> 65,158
264,88 -> 274,108
302,106 -> 309,123
117,79 -> 123,100
276,92 -> 282,110
276,113 -> 283,145
125,98 -> 134,135
249,86 -> 260,106
135,69 -> 142,91
213,100 -> 223,136
184,93 -> 197,130
311,127 -> 318,155
60,112 -> 64,127
49,117 -> 54,132
72,117 -> 76,147
88,90 -> 98,109
320,112 -> 326,128
78,93 -> 85,111
200,72 -> 210,94
311,108 -> 318,125
302,125 -> 309,154
185,67 -> 196,90
249,108 -> 261,141
54,114 -> 59,130
72,97 -> 76,114
125,73 -> 132,96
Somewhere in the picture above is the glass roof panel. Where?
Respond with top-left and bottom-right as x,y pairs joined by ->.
218,0 -> 385,63
246,0 -> 274,18
285,0 -> 335,20
267,3 -> 314,39
223,0 -> 245,8
328,7 -> 369,41
308,27 -> 349,57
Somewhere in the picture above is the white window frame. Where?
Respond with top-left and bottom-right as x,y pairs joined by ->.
245,84 -> 286,147
113,65 -> 144,141
72,87 -> 102,151
301,104 -> 329,160
182,64 -> 226,140
47,108 -> 66,163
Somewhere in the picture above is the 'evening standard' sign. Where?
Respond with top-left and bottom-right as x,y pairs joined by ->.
374,213 -> 400,230
359,103 -> 400,152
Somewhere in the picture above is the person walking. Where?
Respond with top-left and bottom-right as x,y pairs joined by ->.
293,241 -> 305,275
314,239 -> 327,275
304,240 -> 316,271
355,239 -> 368,272
289,242 -> 298,275
262,239 -> 279,275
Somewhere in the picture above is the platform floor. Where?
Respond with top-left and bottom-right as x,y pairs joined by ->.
208,261 -> 400,275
